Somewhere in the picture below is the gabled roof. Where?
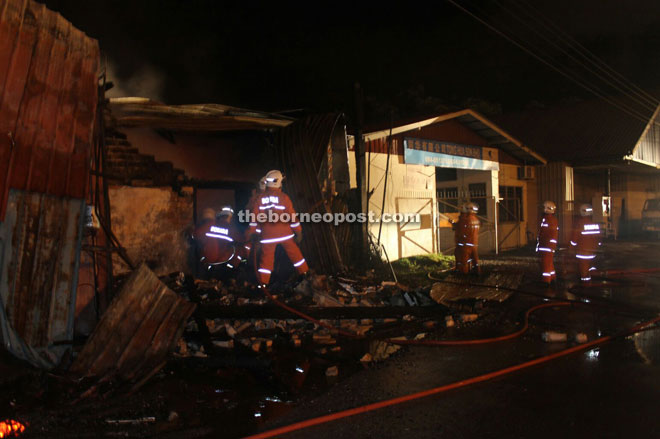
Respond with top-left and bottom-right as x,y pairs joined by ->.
494,97 -> 660,168
353,109 -> 546,165
107,97 -> 295,132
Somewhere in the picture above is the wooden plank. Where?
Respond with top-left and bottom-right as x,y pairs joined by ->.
201,304 -> 449,319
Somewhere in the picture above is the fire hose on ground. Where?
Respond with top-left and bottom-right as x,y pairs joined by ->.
244,312 -> 660,439
243,269 -> 660,438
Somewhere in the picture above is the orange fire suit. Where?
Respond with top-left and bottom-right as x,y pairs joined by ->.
194,219 -> 222,265
200,218 -> 236,266
453,213 -> 467,271
244,190 -> 263,277
456,212 -> 480,274
570,216 -> 601,282
249,187 -> 308,285
215,216 -> 245,269
536,213 -> 559,284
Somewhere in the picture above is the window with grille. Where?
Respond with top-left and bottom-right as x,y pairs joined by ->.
499,185 -> 523,222
469,183 -> 488,217
437,187 -> 459,213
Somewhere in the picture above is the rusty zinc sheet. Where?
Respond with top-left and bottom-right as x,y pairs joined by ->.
0,0 -> 99,368
70,264 -> 196,382
0,189 -> 85,368
276,114 -> 346,274
0,0 -> 99,220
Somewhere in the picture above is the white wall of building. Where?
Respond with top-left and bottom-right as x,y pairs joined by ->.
349,152 -> 436,260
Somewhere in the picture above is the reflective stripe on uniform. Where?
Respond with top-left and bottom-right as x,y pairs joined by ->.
261,234 -> 295,244
576,254 -> 596,260
293,258 -> 306,267
205,233 -> 233,242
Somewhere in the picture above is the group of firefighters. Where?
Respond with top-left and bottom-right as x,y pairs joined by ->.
452,199 -> 601,285
193,169 -> 601,288
192,169 -> 309,287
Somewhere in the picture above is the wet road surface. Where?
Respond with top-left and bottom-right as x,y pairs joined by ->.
255,240 -> 660,438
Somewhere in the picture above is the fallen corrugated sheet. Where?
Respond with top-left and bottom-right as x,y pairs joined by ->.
276,114 -> 347,274
0,0 -> 99,219
0,0 -> 99,368
70,264 -> 196,382
430,272 -> 521,305
0,190 -> 85,368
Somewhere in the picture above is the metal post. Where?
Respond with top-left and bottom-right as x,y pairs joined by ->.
353,83 -> 368,261
493,196 -> 499,255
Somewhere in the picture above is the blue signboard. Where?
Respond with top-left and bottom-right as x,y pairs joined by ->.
404,137 -> 499,171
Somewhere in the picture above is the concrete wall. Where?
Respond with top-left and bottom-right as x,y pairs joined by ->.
109,186 -> 194,276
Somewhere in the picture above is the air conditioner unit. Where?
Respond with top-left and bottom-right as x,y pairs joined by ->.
517,165 -> 535,180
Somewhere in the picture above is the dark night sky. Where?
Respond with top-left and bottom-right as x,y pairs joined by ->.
44,0 -> 660,124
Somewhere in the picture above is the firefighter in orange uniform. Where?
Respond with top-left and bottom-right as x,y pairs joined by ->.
537,200 -> 559,285
249,170 -> 308,286
570,203 -> 601,283
244,177 -> 266,278
457,202 -> 481,274
214,206 -> 243,269
453,209 -> 468,272
193,208 -> 220,269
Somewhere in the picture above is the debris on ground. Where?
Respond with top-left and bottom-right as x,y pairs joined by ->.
429,270 -> 522,305
542,331 -> 568,342
70,264 -> 196,392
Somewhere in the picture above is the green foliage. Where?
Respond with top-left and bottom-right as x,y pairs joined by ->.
390,254 -> 454,287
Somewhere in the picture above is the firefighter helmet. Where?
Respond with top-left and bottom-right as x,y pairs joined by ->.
264,170 -> 284,188
543,200 -> 557,214
217,206 -> 234,218
201,208 -> 216,222
579,203 -> 593,217
465,202 -> 479,213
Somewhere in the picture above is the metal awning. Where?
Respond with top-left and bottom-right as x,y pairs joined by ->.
355,109 -> 546,165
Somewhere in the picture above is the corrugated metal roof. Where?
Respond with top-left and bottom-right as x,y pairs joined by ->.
0,0 -> 99,219
70,264 -> 195,381
0,0 -> 99,368
354,109 -> 545,165
494,97 -> 659,167
107,98 -> 294,132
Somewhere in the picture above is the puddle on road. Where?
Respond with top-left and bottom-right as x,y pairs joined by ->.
634,327 -> 660,364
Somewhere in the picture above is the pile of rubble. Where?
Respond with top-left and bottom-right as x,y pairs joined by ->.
161,270 -> 498,372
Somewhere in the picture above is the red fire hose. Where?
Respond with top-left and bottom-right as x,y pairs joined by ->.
261,288 -> 360,338
385,301 -> 573,346
598,267 -> 660,276
244,313 -> 660,439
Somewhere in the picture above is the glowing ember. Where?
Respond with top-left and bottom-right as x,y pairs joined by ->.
0,420 -> 26,438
